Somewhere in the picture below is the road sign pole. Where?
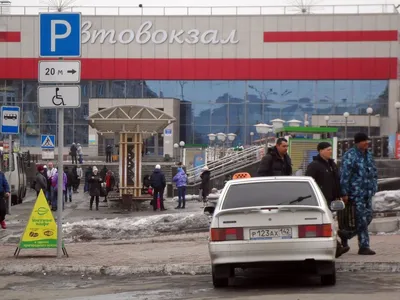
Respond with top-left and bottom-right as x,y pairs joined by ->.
8,134 -> 12,214
57,106 -> 64,258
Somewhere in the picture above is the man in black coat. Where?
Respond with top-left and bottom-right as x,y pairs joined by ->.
150,164 -> 167,211
257,138 -> 292,176
70,143 -> 78,164
305,141 -> 349,258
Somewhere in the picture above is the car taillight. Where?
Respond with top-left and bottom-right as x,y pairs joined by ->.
210,228 -> 244,241
298,224 -> 332,238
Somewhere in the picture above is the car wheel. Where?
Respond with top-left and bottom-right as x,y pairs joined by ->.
212,265 -> 231,288
321,268 -> 336,286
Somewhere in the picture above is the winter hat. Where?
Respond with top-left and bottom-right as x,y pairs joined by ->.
92,166 -> 98,172
317,142 -> 332,151
203,166 -> 209,171
37,165 -> 44,172
155,164 -> 161,169
354,132 -> 369,144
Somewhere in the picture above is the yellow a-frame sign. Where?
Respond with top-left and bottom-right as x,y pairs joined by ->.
14,189 -> 68,257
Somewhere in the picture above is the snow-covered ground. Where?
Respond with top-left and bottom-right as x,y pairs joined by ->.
373,190 -> 400,212
63,212 -> 210,242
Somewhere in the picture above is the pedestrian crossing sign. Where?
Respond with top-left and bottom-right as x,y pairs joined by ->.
41,135 -> 55,149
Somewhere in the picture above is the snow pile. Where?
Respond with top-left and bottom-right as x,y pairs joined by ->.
63,212 -> 210,242
372,190 -> 400,212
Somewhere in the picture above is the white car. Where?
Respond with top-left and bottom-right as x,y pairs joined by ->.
208,176 -> 343,288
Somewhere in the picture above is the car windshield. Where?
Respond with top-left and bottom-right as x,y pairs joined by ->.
222,181 -> 319,210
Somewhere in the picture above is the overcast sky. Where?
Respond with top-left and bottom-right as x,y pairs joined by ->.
9,0 -> 396,7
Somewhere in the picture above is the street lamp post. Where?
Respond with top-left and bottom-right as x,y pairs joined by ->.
216,133 -> 227,158
395,102 -> 400,133
173,143 -> 179,163
179,141 -> 185,164
366,107 -> 373,137
207,133 -> 216,162
255,123 -> 271,147
343,112 -> 350,139
227,133 -> 237,148
324,115 -> 330,127
250,132 -> 254,145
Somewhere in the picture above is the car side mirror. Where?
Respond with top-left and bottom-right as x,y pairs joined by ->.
330,200 -> 345,211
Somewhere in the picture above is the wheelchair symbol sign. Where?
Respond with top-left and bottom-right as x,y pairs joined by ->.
52,88 -> 65,106
38,85 -> 81,108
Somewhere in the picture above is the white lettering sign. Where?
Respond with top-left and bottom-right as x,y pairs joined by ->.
81,21 -> 239,45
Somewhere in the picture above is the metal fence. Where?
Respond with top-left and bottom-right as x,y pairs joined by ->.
1,5 -> 398,16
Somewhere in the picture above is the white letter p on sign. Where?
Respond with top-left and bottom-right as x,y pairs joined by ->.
51,20 -> 72,52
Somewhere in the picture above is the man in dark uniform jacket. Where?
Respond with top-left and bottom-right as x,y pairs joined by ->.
305,141 -> 349,258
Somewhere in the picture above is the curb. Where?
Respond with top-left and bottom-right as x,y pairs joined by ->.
1,261 -> 400,276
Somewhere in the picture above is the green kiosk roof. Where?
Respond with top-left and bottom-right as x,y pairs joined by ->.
275,126 -> 339,134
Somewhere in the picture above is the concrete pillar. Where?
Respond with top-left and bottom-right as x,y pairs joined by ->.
154,133 -> 159,156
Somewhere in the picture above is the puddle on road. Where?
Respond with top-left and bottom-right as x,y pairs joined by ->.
63,288 -> 213,300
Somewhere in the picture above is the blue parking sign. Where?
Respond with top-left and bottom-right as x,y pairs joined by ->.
39,12 -> 82,57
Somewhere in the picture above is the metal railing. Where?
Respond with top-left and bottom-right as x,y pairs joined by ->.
186,145 -> 263,178
1,5 -> 398,16
186,145 -> 264,185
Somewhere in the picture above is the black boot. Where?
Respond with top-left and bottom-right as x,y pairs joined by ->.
358,248 -> 376,255
338,230 -> 349,248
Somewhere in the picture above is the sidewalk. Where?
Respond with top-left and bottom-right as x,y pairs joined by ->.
1,232 -> 400,276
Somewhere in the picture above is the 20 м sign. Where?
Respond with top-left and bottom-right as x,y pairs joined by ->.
39,61 -> 81,83
81,20 -> 239,45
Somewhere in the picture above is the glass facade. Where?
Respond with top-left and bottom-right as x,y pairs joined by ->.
0,79 -> 388,147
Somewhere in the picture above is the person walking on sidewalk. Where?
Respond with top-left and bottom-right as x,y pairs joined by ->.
84,166 -> 92,193
72,165 -> 81,193
305,142 -> 349,258
34,165 -> 48,197
51,169 -> 67,211
70,143 -> 78,164
89,166 -> 103,211
103,170 -> 115,203
257,137 -> 292,176
77,143 -> 83,164
0,171 -> 10,229
64,166 -> 74,203
199,166 -> 211,205
339,132 -> 378,255
173,167 -> 187,209
106,144 -> 113,163
150,164 -> 166,211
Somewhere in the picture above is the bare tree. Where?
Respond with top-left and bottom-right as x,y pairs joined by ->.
41,0 -> 80,12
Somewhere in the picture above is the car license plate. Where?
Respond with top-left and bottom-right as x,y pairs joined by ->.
249,228 -> 292,240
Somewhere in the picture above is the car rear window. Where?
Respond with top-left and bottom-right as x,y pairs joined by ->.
222,181 -> 319,209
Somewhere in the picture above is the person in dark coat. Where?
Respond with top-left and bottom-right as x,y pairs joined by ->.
106,144 -> 113,163
84,166 -> 92,193
150,164 -> 166,211
34,165 -> 48,197
64,166 -> 74,203
88,166 -> 103,211
257,138 -> 292,176
199,166 -> 211,204
0,171 -> 10,230
100,165 -> 108,181
70,143 -> 78,164
305,142 -> 349,258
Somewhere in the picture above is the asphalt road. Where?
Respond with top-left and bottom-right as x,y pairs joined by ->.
2,272 -> 400,300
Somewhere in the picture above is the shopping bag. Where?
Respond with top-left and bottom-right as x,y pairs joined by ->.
337,202 -> 357,231
157,196 -> 161,209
